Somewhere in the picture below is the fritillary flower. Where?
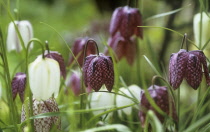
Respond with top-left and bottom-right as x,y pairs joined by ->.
139,85 -> 177,127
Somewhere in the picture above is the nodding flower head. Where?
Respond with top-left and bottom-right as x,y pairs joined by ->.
11,72 -> 26,102
169,49 -> 210,89
109,6 -> 143,39
68,37 -> 97,67
139,85 -> 177,127
106,32 -> 137,64
66,71 -> 81,96
83,39 -> 114,92
45,51 -> 66,79
83,53 -> 114,92
21,98 -> 61,132
28,55 -> 60,100
7,20 -> 33,52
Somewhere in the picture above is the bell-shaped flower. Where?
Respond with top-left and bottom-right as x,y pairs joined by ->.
28,55 -> 60,100
68,37 -> 97,67
45,51 -> 66,79
109,6 -> 143,39
66,71 -> 81,96
21,98 -> 61,131
87,86 -> 114,120
7,20 -> 33,52
193,12 -> 210,47
116,85 -> 141,118
169,49 -> 210,89
83,53 -> 114,92
106,32 -> 137,64
11,72 -> 26,102
139,85 -> 177,127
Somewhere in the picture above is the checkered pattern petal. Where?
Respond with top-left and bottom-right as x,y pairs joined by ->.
21,98 -> 61,132
189,50 -> 210,86
11,72 -> 26,102
169,49 -> 188,89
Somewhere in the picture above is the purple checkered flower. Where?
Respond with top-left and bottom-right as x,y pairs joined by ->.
110,6 -> 143,39
169,49 -> 210,90
66,71 -> 81,96
11,72 -> 26,102
139,85 -> 177,127
83,53 -> 114,92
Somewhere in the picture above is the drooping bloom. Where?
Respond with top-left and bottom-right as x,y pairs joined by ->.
87,86 -> 114,120
169,49 -> 210,89
68,37 -> 97,67
66,71 -> 81,96
106,6 -> 143,65
11,72 -> 26,102
21,98 -> 61,132
28,55 -> 60,100
109,6 -> 143,39
107,32 -> 137,64
7,20 -> 33,52
139,85 -> 177,127
116,85 -> 141,118
193,12 -> 210,47
45,51 -> 66,79
83,53 -> 114,92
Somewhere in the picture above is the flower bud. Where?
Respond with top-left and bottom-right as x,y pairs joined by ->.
83,53 -> 114,92
11,72 -> 26,102
45,51 -> 66,79
21,98 -> 61,132
139,85 -> 177,127
7,20 -> 33,52
116,85 -> 141,118
28,55 -> 60,100
193,12 -> 210,47
68,37 -> 96,67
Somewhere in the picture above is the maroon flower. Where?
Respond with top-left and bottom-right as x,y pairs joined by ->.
169,49 -> 210,89
21,98 -> 61,132
106,32 -> 137,64
139,85 -> 177,127
45,51 -> 66,79
11,72 -> 26,102
68,37 -> 97,67
66,71 -> 81,96
109,6 -> 143,39
83,53 -> 114,92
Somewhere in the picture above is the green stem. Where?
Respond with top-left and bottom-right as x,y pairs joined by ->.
0,28 -> 18,131
25,38 -> 45,132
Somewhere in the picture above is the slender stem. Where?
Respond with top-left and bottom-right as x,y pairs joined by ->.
180,33 -> 188,51
0,28 -> 18,131
45,41 -> 50,54
25,38 -> 45,132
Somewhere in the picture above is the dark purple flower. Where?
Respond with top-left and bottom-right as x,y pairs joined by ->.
106,32 -> 137,65
11,72 -> 26,102
109,6 -> 143,39
66,71 -> 81,96
83,53 -> 114,92
45,51 -> 66,79
139,85 -> 177,127
169,49 -> 210,89
68,37 -> 97,67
